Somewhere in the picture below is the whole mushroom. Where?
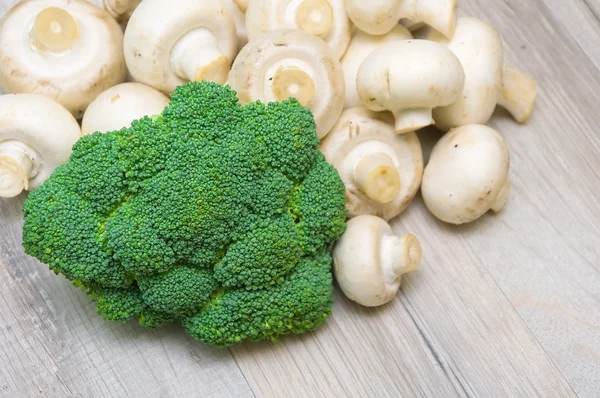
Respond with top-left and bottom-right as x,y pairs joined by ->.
245,0 -> 351,59
341,25 -> 413,109
344,0 -> 457,38
0,0 -> 126,118
333,215 -> 422,307
81,83 -> 170,135
320,107 -> 423,220
0,94 -> 81,198
421,124 -> 511,225
357,39 -> 465,134
229,29 -> 345,139
124,0 -> 237,94
427,17 -> 537,130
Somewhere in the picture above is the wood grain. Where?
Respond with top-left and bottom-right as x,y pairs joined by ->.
0,0 -> 598,397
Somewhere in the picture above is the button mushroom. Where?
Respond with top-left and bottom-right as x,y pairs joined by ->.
229,29 -> 345,139
227,0 -> 249,52
320,107 -> 423,220
421,124 -> 511,225
0,94 -> 81,198
245,0 -> 351,59
81,83 -> 170,135
341,25 -> 413,110
123,0 -> 237,94
100,0 -> 142,24
357,39 -> 465,134
344,0 -> 457,38
427,17 -> 537,130
0,0 -> 126,118
333,215 -> 422,307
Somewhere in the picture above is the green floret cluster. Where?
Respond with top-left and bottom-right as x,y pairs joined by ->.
22,81 -> 347,347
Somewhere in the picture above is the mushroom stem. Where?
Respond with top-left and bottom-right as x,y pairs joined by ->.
498,66 -> 537,123
490,180 -> 511,213
169,29 -> 229,84
381,233 -> 422,284
353,152 -> 401,204
30,7 -> 80,54
295,0 -> 334,38
271,66 -> 317,106
415,0 -> 457,38
0,142 -> 36,198
394,108 -> 434,134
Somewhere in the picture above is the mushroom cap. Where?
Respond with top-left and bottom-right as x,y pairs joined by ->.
245,0 -> 351,59
320,107 -> 423,220
343,0 -> 410,35
357,39 -> 465,116
333,215 -> 421,307
421,124 -> 510,224
123,0 -> 236,94
81,83 -> 170,135
341,25 -> 413,109
0,0 -> 126,118
0,93 -> 81,189
229,29 -> 345,139
431,17 -> 504,131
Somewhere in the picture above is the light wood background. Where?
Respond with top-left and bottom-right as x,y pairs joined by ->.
1,0 -> 598,397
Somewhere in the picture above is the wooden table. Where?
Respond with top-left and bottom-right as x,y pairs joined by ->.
1,0 -> 598,396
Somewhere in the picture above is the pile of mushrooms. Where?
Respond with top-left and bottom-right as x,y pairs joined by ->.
0,0 -> 538,310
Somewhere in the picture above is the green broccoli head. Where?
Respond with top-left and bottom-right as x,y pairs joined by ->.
22,81 -> 347,347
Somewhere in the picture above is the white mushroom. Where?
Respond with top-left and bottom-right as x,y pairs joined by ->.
343,0 -> 415,36
245,0 -> 351,59
123,0 -> 237,94
320,107 -> 423,220
100,0 -> 142,23
229,29 -> 345,138
357,39 -> 465,134
341,25 -> 413,109
421,124 -> 511,225
344,0 -> 456,38
333,215 -> 422,307
0,94 -> 81,198
427,17 -> 537,130
0,0 -> 126,118
81,83 -> 170,135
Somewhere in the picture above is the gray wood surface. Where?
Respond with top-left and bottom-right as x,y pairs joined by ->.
0,0 -> 598,397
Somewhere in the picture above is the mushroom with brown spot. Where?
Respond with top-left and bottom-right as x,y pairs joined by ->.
0,0 -> 126,118
123,0 -> 237,94
229,29 -> 345,139
341,25 -> 413,109
320,107 -> 423,220
81,83 -> 170,135
245,0 -> 351,59
357,39 -> 465,134
426,17 -> 537,130
333,215 -> 422,307
0,94 -> 81,198
421,124 -> 511,225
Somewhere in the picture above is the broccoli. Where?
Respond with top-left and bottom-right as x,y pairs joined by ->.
22,81 -> 347,347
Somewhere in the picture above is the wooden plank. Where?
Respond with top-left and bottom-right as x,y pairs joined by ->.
0,197 -> 254,398
454,1 -> 600,396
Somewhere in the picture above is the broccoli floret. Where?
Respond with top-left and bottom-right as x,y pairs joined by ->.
22,82 -> 347,346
